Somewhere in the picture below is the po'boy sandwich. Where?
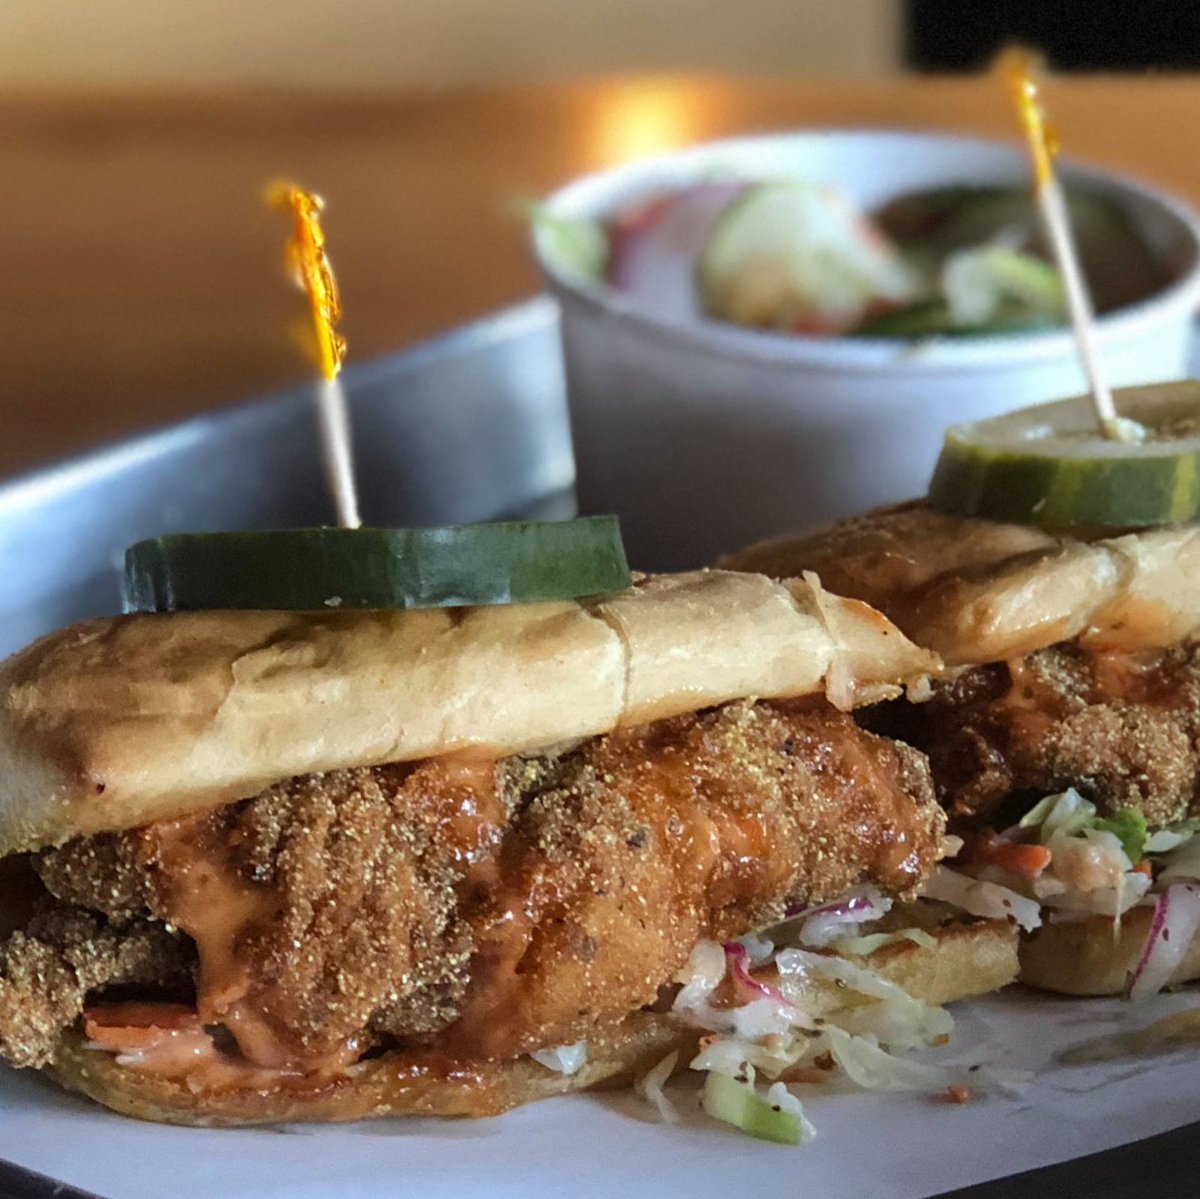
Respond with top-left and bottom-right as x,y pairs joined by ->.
723,501 -> 1200,1000
0,570 -> 1017,1135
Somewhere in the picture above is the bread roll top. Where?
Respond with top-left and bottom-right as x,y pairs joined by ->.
0,570 -> 936,855
720,503 -> 1200,666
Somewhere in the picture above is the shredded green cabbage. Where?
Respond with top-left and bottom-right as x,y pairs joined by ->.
1017,789 -> 1096,841
1094,809 -> 1149,864
700,1070 -> 811,1145
1146,819 -> 1200,855
1017,792 -> 1150,862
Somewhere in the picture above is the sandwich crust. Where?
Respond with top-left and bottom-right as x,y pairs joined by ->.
1019,906 -> 1200,996
0,571 -> 936,857
719,503 -> 1200,667
723,508 -> 1200,1000
47,918 -> 1018,1126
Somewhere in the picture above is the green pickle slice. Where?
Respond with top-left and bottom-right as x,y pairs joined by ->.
928,381 -> 1200,533
123,517 -> 632,612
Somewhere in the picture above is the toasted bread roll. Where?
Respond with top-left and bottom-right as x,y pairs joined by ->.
1019,907 -> 1200,997
0,571 -> 936,856
719,503 -> 1200,667
49,918 -> 1018,1126
724,507 -> 1200,1003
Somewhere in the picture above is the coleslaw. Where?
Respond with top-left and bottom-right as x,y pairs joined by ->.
934,788 -> 1200,1000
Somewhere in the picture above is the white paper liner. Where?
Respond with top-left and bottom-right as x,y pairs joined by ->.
2,989 -> 1199,1199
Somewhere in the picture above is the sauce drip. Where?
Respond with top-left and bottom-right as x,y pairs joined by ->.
126,758 -> 510,1080
145,817 -> 359,1072
84,1002 -> 305,1090
150,818 -> 275,1016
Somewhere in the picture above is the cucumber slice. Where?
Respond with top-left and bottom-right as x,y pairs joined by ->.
123,518 -> 631,612
854,298 -> 1058,340
875,185 -> 1164,315
698,182 -> 913,330
928,382 -> 1200,532
941,245 -> 1064,327
855,245 -> 1063,339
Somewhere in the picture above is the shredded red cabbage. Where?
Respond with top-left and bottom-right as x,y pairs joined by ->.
723,942 -> 794,1008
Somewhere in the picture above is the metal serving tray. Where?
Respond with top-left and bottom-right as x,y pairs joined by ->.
2,299 -> 1200,1199
0,298 -> 571,658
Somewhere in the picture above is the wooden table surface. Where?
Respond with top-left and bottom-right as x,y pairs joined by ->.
4,73 -> 1199,477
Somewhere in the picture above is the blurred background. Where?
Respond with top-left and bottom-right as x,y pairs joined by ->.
3,0 -> 1198,474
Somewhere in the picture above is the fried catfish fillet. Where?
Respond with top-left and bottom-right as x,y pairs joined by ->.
5,699 -> 943,1071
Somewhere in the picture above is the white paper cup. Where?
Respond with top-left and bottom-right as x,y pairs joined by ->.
534,130 -> 1200,570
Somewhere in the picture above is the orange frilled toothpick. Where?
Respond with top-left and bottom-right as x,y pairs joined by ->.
268,183 -> 363,527
998,49 -> 1142,443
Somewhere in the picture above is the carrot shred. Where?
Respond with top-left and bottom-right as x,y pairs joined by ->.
83,1003 -> 202,1051
970,835 -> 1052,879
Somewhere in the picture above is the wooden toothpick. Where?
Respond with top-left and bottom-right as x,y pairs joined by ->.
269,183 -> 363,526
999,49 -> 1142,443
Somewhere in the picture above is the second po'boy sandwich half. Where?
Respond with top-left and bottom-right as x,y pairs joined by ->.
722,384 -> 1200,1002
0,567 -> 1016,1139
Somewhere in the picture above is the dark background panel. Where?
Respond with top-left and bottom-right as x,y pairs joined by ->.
907,0 -> 1200,71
